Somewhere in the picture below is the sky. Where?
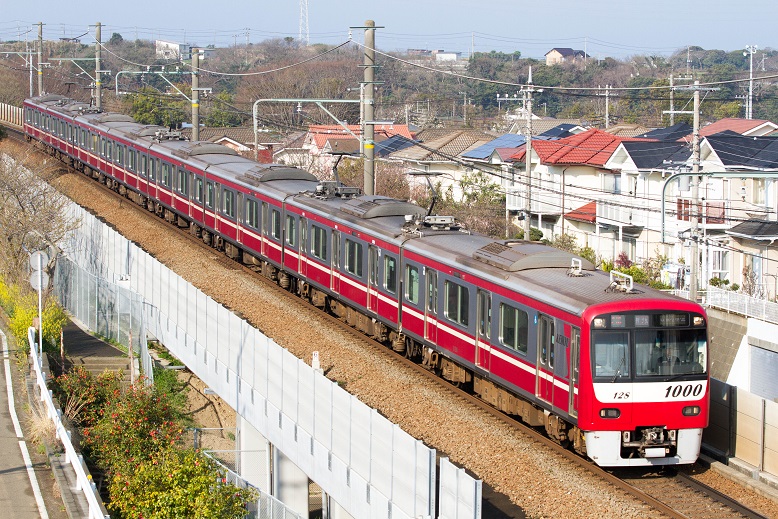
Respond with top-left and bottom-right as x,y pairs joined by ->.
1,0 -> 776,60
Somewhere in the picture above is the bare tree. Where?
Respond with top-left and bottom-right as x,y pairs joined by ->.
0,141 -> 80,285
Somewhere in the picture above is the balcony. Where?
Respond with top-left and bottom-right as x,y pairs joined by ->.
505,187 -> 562,215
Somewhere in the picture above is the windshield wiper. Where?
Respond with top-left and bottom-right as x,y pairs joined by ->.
611,356 -> 626,383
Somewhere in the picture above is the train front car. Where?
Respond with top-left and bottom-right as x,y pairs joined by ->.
578,300 -> 708,467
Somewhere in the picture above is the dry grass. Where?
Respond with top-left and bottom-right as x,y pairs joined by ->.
25,402 -> 57,448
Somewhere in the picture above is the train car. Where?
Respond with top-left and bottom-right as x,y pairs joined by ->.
23,95 -> 709,467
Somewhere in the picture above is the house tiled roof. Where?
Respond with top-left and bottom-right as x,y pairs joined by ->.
678,118 -> 778,141
180,126 -> 281,145
635,123 -> 693,142
705,134 -> 778,169
621,141 -> 691,169
510,128 -> 650,166
565,201 -> 597,223
461,133 -> 525,160
390,129 -> 497,162
307,124 -> 414,150
603,124 -> 652,137
511,118 -> 586,136
727,219 -> 778,240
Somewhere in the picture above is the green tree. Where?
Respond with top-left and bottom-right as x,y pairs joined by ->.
125,87 -> 188,128
108,33 -> 124,46
108,449 -> 257,519
203,92 -> 244,127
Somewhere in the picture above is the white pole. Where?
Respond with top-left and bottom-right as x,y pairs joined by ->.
37,254 -> 43,362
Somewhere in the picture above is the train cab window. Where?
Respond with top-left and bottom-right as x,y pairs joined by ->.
178,169 -> 190,197
444,280 -> 469,327
405,265 -> 419,304
194,178 -> 204,202
538,315 -> 554,368
311,225 -> 327,260
205,181 -> 215,208
270,209 -> 281,240
635,328 -> 707,377
244,199 -> 258,228
162,164 -> 171,187
344,239 -> 363,277
384,255 -> 397,294
222,189 -> 235,217
500,303 -> 528,354
592,330 -> 630,379
286,215 -> 297,247
427,269 -> 438,314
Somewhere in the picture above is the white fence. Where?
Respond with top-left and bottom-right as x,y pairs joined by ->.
57,202 -> 482,519
0,102 -> 23,129
707,286 -> 778,325
27,327 -> 109,519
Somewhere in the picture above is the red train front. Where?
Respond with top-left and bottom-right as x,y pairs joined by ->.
577,303 -> 708,466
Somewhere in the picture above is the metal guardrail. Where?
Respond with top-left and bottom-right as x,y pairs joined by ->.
27,327 -> 110,519
706,286 -> 778,325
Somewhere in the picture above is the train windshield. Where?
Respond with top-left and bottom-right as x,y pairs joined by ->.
591,312 -> 707,381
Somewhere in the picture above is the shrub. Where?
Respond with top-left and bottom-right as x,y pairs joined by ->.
54,366 -> 122,428
108,449 -> 257,519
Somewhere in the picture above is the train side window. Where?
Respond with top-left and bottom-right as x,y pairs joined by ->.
500,303 -> 528,354
178,169 -> 190,197
344,239 -> 363,277
571,328 -> 580,384
245,199 -> 258,228
311,225 -> 327,260
405,265 -> 419,304
91,134 -> 98,153
128,149 -> 136,171
427,269 -> 438,314
193,177 -> 203,202
444,280 -> 469,327
270,209 -> 281,240
369,246 -> 379,287
205,182 -> 214,208
162,164 -> 171,187
222,189 -> 235,217
149,158 -> 157,181
286,215 -> 297,247
80,129 -> 86,147
331,231 -> 340,268
384,255 -> 397,294
106,141 -> 113,161
538,315 -> 554,367
140,155 -> 147,177
116,145 -> 124,165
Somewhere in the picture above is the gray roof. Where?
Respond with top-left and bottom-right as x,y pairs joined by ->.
706,134 -> 778,169
621,141 -> 691,169
461,134 -> 525,160
727,220 -> 778,240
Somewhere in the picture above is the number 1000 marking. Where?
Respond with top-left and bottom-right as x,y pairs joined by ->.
665,383 -> 703,399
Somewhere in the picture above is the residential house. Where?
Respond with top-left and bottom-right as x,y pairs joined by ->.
544,48 -> 588,66
677,118 -> 778,143
180,126 -> 279,161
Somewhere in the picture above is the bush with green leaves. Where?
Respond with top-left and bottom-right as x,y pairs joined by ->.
108,448 -> 257,519
53,366 -> 122,428
0,278 -> 68,353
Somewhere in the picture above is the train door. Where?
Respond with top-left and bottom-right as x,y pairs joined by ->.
475,289 -> 491,371
367,245 -> 379,314
299,217 -> 308,278
425,268 -> 438,345
331,231 -> 341,293
536,314 -> 554,404
568,327 -> 581,418
261,202 -> 268,257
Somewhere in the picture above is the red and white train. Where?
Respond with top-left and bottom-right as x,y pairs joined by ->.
23,94 -> 709,467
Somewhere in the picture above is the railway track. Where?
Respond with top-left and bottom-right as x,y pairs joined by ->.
8,127 -> 775,519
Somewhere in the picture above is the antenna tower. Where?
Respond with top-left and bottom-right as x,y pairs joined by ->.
299,0 -> 309,45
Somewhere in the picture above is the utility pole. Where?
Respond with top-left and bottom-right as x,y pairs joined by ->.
37,22 -> 44,95
744,45 -> 757,119
605,85 -> 610,129
95,22 -> 102,110
690,80 -> 701,302
522,67 -> 540,241
191,47 -> 200,141
669,75 -> 674,125
362,20 -> 376,196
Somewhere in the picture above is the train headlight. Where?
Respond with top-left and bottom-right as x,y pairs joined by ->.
682,406 -> 701,416
599,408 -> 620,418
693,316 -> 704,326
593,318 -> 606,328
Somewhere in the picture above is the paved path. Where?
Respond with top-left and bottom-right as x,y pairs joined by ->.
0,328 -> 49,518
